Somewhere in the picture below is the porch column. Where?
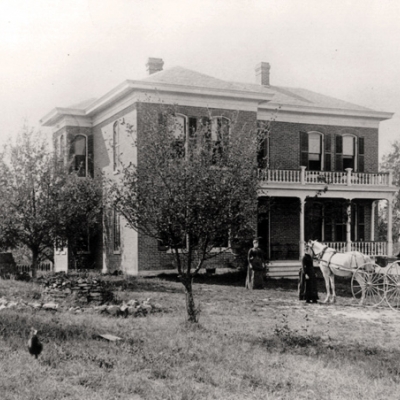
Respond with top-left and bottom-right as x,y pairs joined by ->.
387,198 -> 393,256
370,201 -> 375,241
299,197 -> 305,258
346,200 -> 352,252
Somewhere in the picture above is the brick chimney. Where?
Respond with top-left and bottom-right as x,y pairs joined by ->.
146,57 -> 164,75
255,62 -> 270,86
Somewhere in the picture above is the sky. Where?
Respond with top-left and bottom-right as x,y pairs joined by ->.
0,0 -> 399,160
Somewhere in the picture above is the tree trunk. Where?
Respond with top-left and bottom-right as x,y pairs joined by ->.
181,275 -> 199,323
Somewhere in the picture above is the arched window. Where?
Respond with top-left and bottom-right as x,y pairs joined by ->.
169,114 -> 186,158
71,135 -> 87,177
308,132 -> 323,171
300,131 -> 326,171
257,121 -> 270,169
342,134 -> 357,171
335,134 -> 364,172
210,116 -> 230,163
113,121 -> 120,171
59,134 -> 65,159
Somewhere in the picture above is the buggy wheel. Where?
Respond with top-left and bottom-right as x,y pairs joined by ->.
351,263 -> 385,307
385,262 -> 400,311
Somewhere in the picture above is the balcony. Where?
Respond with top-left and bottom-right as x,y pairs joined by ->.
258,167 -> 393,187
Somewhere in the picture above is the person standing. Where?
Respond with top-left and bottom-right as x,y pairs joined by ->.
299,247 -> 319,303
246,239 -> 267,289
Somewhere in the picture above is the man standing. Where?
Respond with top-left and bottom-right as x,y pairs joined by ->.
246,239 -> 267,289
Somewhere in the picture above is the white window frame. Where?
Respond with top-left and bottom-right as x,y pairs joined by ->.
342,134 -> 358,171
308,131 -> 324,171
71,134 -> 88,177
113,121 -> 120,173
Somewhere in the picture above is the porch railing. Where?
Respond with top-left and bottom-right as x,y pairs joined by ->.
322,241 -> 388,257
259,168 -> 392,187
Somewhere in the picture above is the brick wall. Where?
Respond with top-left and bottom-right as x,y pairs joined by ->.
136,102 -> 257,271
268,121 -> 379,173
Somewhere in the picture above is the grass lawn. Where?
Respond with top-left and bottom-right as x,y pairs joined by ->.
0,270 -> 399,400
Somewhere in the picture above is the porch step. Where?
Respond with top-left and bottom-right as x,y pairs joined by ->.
268,260 -> 301,279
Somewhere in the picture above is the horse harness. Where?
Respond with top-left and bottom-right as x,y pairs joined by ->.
317,245 -> 336,269
311,243 -> 361,271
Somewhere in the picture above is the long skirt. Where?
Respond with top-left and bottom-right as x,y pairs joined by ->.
246,266 -> 264,289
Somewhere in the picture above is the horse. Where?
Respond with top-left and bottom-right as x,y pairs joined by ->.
306,240 -> 374,304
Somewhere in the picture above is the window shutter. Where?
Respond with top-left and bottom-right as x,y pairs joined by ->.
335,135 -> 343,171
299,131 -> 308,168
324,134 -> 332,171
358,137 -> 365,172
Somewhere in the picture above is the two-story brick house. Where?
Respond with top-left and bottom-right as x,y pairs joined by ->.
41,58 -> 395,277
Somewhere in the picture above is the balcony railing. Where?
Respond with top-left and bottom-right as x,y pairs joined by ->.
322,241 -> 388,256
259,167 -> 392,187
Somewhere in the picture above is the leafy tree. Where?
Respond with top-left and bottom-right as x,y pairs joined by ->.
0,125 -> 102,277
380,141 -> 400,242
108,104 -> 263,322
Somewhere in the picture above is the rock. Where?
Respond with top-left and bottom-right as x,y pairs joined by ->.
127,299 -> 140,307
29,302 -> 42,309
99,333 -> 122,342
142,304 -> 152,313
127,306 -> 138,316
43,302 -> 58,310
107,305 -> 120,316
7,301 -> 18,308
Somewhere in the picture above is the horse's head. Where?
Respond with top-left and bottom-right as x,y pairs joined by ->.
306,240 -> 324,257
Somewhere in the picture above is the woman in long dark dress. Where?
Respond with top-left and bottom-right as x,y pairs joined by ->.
299,248 -> 319,303
246,239 -> 266,290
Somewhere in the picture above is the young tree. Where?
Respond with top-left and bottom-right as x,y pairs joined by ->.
0,125 -> 102,277
108,105 -> 263,322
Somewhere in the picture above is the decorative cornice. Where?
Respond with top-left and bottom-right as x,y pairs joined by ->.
259,102 -> 393,122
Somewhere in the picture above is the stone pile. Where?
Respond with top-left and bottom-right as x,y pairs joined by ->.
0,296 -> 163,318
40,274 -> 114,305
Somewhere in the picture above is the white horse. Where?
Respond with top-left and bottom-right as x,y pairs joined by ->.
306,240 -> 374,304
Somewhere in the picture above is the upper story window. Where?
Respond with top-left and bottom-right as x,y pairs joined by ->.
308,132 -> 322,170
113,121 -> 120,171
335,134 -> 364,172
70,135 -> 87,177
300,131 -> 329,171
343,135 -> 356,170
257,121 -> 269,169
169,114 -> 186,158
59,134 -> 65,160
209,116 -> 230,163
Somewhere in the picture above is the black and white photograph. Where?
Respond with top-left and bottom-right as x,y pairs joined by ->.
0,1 -> 400,399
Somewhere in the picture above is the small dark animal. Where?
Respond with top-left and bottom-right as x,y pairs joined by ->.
28,328 -> 43,359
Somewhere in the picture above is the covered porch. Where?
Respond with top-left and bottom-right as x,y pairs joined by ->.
257,167 -> 397,277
